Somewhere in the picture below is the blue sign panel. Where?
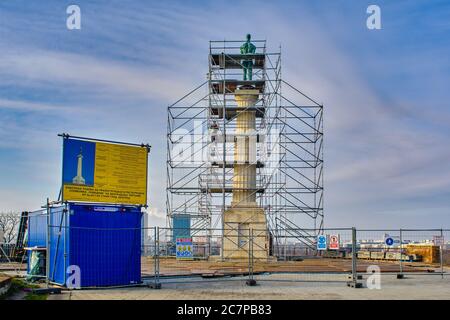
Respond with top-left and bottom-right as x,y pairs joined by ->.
385,237 -> 394,246
176,238 -> 193,259
317,235 -> 327,250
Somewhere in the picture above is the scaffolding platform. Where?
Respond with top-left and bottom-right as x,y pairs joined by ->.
210,80 -> 265,94
201,187 -> 265,194
210,161 -> 265,169
210,106 -> 265,119
210,53 -> 266,69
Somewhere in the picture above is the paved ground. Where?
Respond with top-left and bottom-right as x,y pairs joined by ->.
48,274 -> 450,300
2,260 -> 449,300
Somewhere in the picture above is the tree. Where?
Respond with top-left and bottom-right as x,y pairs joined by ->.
0,212 -> 21,244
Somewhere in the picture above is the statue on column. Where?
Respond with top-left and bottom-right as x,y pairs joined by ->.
72,147 -> 86,185
240,34 -> 256,81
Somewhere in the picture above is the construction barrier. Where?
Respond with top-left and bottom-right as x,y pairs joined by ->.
1,221 -> 448,289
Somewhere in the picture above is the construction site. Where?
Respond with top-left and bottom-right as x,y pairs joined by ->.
166,37 -> 323,259
0,34 -> 449,300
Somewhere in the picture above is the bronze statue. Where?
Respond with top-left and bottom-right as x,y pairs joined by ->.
240,34 -> 256,81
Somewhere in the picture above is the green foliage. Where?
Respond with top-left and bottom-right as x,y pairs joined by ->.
0,277 -> 47,300
25,293 -> 48,300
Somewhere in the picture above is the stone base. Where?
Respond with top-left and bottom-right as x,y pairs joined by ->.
222,206 -> 268,259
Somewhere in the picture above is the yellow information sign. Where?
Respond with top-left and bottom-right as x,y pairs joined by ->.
62,138 -> 148,205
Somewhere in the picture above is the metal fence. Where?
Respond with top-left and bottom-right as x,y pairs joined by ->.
0,242 -> 26,275
253,228 -> 356,285
355,229 -> 447,278
148,227 -> 448,287
0,244 -> 17,262
1,224 -> 448,289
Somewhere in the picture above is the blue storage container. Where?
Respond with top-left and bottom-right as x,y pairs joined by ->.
28,204 -> 142,287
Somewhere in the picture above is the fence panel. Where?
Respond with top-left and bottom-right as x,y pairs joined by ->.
252,228 -> 354,284
141,227 -> 159,287
154,227 -> 251,285
443,230 -> 450,269
400,229 -> 445,276
2,224 -> 448,289
355,229 -> 402,275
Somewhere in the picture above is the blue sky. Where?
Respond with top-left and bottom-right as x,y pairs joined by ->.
0,0 -> 449,228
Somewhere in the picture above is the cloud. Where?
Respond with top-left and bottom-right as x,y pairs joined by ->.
145,207 -> 166,227
0,98 -> 88,114
0,50 -> 194,103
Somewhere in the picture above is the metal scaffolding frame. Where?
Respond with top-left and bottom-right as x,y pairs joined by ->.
166,39 -> 323,256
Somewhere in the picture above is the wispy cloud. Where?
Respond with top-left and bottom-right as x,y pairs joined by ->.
0,50 -> 194,102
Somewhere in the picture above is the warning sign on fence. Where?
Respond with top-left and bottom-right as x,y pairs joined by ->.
176,237 -> 193,260
328,234 -> 340,250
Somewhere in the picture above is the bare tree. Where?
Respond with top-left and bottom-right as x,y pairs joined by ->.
0,212 -> 21,244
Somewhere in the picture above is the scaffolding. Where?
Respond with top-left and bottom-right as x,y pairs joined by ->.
166,38 -> 323,257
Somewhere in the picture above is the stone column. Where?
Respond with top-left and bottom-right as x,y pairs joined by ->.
233,89 -> 258,206
221,88 -> 268,260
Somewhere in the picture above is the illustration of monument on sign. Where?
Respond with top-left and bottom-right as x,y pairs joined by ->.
72,147 -> 86,185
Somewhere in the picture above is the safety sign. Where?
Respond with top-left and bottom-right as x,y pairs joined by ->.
317,235 -> 327,250
329,234 -> 340,250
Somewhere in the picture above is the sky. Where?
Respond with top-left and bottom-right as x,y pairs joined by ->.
0,0 -> 449,228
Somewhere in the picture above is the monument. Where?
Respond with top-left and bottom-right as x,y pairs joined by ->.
72,147 -> 86,185
240,34 -> 256,81
167,34 -> 325,264
222,34 -> 269,260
